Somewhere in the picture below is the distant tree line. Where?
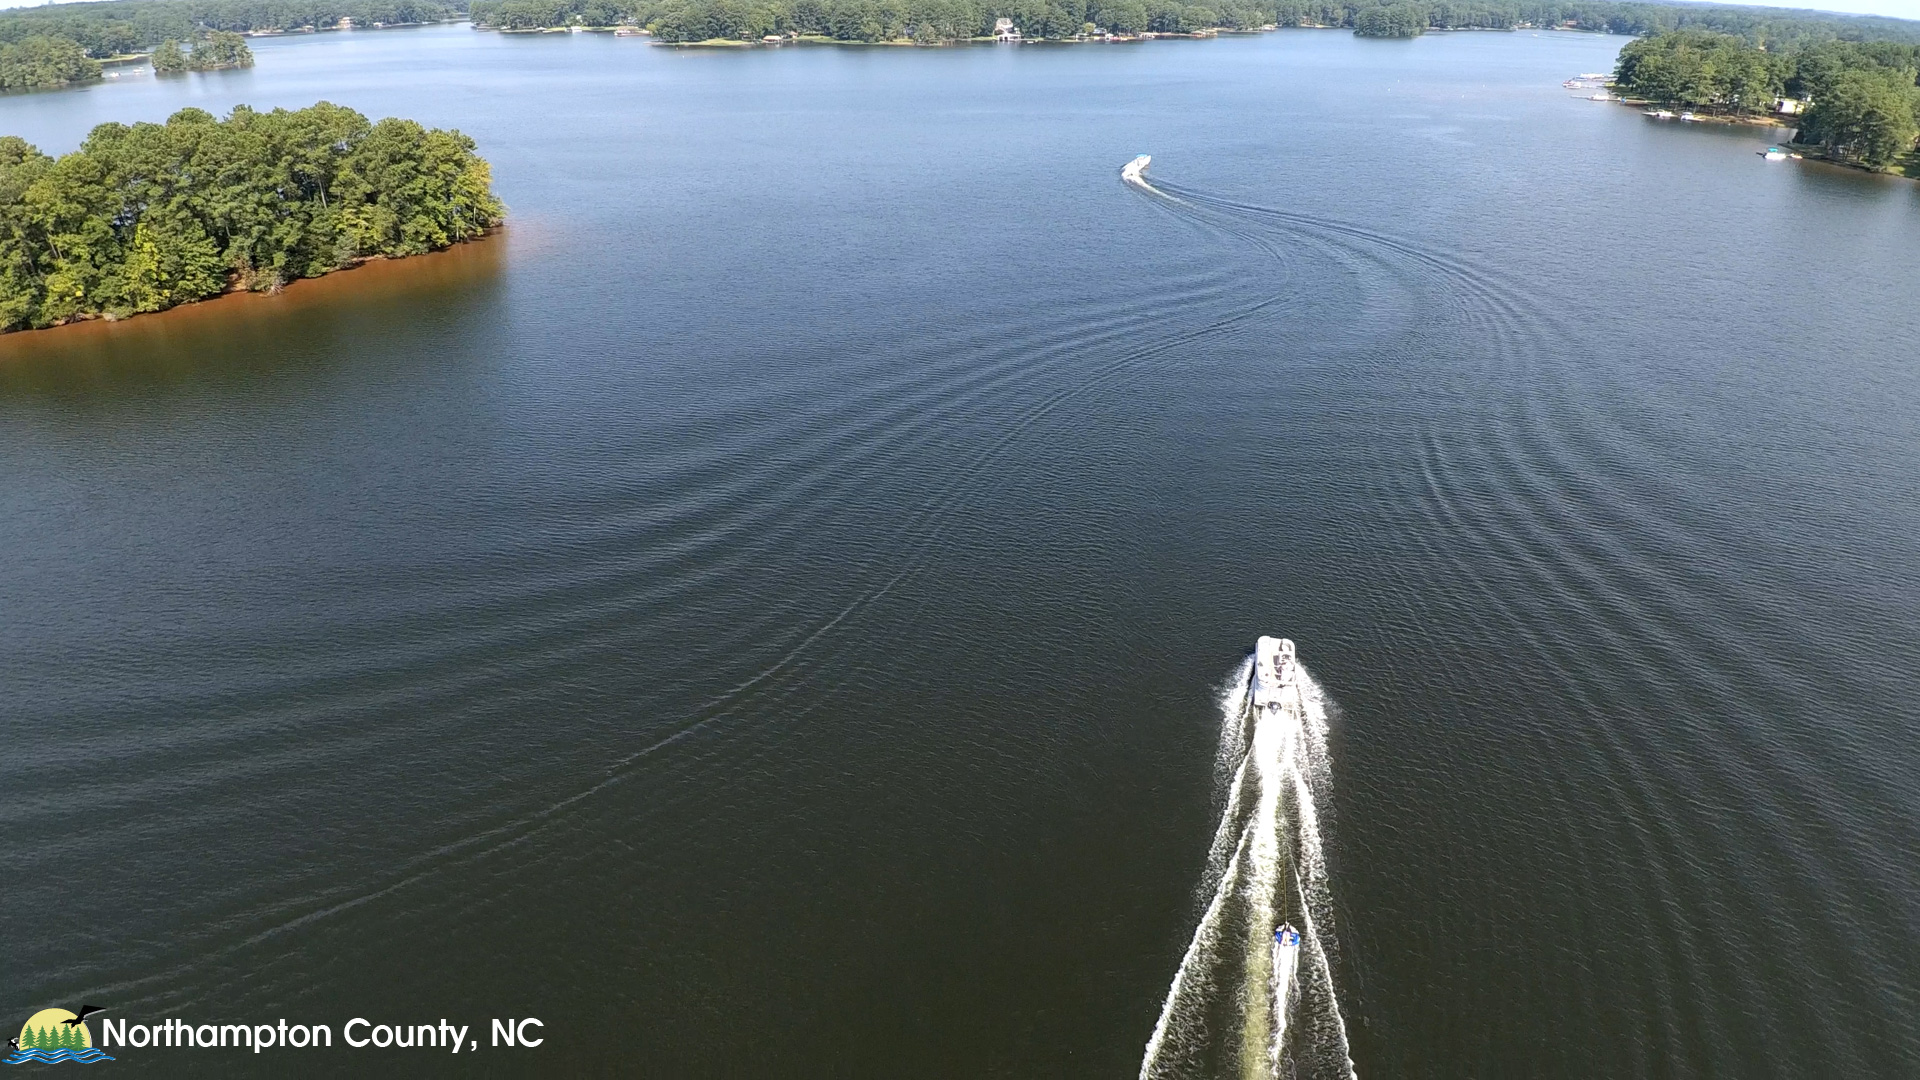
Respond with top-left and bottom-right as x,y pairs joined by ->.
1615,31 -> 1920,166
471,0 -> 1920,46
152,29 -> 255,70
0,103 -> 504,332
0,0 -> 466,89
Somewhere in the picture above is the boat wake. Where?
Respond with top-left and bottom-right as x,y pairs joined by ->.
1140,643 -> 1358,1080
1121,154 -> 1173,198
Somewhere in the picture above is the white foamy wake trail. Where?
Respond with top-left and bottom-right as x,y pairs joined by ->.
1140,658 -> 1358,1080
1121,158 -> 1182,205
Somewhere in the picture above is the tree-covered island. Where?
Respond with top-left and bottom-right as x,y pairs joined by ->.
1613,31 -> 1920,170
0,103 -> 504,333
151,29 -> 255,71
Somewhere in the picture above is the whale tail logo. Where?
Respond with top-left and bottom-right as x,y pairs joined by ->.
7,1007 -> 115,1065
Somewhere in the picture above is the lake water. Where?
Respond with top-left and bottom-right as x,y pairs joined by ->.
4,23 -> 1919,1078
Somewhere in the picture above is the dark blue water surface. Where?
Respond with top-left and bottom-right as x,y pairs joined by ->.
3,24 -> 1918,1077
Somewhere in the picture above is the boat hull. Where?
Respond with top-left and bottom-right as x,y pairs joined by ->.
1251,635 -> 1299,710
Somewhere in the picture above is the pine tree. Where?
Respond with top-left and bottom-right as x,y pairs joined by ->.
21,1025 -> 38,1050
60,1024 -> 77,1050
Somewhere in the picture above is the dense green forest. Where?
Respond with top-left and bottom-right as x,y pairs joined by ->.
0,103 -> 504,332
1614,31 -> 1920,166
0,35 -> 100,90
1354,4 -> 1425,36
471,0 -> 1920,46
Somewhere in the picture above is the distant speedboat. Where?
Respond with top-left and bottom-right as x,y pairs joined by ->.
1762,146 -> 1788,161
1644,108 -> 1675,119
1120,154 -> 1151,184
1680,111 -> 1700,122
1275,923 -> 1301,948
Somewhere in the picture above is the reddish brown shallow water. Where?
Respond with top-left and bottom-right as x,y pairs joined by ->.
0,234 -> 507,366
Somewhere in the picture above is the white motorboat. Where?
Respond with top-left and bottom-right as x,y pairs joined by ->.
1271,922 -> 1303,1056
1120,154 -> 1151,184
1251,635 -> 1299,710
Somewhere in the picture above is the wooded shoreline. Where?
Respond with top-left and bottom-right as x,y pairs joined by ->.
1609,30 -> 1920,175
0,102 -> 505,334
